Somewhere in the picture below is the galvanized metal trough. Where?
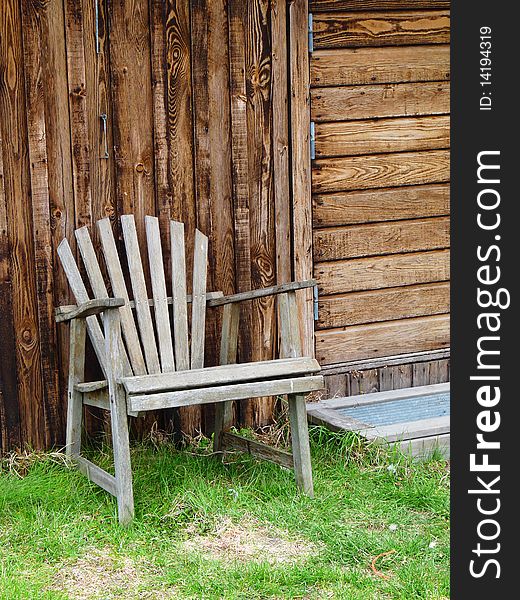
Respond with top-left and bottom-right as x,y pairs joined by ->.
307,383 -> 450,459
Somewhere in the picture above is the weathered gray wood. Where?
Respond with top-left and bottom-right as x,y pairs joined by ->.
75,456 -> 117,496
170,221 -> 190,371
213,302 -> 241,452
75,380 -> 108,393
307,384 -> 451,448
74,227 -> 132,375
65,318 -> 86,458
75,226 -> 109,299
121,215 -> 160,375
325,374 -> 347,398
279,291 -> 302,358
287,291 -> 303,355
105,307 -> 134,525
55,298 -> 125,322
361,415 -> 450,442
58,213 -> 322,518
128,376 -> 324,412
145,216 -> 175,372
97,217 -> 147,376
208,279 -> 317,307
82,390 -> 110,411
399,433 -> 450,459
316,382 -> 450,410
306,406 -> 371,432
57,238 -> 108,375
219,303 -> 240,366
278,293 -> 293,359
57,291 -> 224,318
122,357 -> 321,395
79,386 -> 136,421
288,393 -> 314,497
190,229 -> 208,369
220,432 -> 294,469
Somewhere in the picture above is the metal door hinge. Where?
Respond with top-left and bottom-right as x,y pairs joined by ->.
310,121 -> 316,160
313,285 -> 319,321
308,13 -> 314,53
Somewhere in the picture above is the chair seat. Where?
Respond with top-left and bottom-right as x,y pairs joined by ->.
120,356 -> 320,395
74,357 -> 321,397
128,374 -> 324,413
122,358 -> 323,414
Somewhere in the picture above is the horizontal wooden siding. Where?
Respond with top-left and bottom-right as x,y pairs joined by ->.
310,0 -> 450,365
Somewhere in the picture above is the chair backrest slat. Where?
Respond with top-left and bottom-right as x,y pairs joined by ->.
190,229 -> 208,370
145,216 -> 175,372
170,221 -> 190,371
75,226 -> 132,376
97,218 -> 147,376
120,215 -> 161,374
59,216 -> 211,377
57,238 -> 108,375
75,227 -> 109,300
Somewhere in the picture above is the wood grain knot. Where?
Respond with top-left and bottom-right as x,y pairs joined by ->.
72,85 -> 86,98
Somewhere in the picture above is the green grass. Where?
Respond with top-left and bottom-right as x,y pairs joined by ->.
0,428 -> 449,599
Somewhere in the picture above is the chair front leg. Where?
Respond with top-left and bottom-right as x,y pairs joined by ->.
66,318 -> 86,458
105,308 -> 134,525
288,393 -> 314,497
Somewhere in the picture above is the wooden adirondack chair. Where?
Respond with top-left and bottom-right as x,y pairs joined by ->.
55,215 -> 323,524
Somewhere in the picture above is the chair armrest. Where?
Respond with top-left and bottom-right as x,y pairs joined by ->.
55,298 -> 125,323
207,279 -> 317,307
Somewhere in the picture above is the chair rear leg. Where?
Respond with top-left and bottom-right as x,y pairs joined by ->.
214,303 -> 240,453
288,393 -> 314,497
66,319 -> 86,458
214,401 -> 233,453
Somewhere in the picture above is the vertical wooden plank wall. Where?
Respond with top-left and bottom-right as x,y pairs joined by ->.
0,0 -> 297,452
289,0 -> 314,359
244,0 -> 277,424
190,0 -> 234,432
44,0 -> 76,438
309,0 -> 450,368
21,0 -> 64,446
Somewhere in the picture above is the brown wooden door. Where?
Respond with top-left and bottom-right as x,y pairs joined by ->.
309,0 -> 451,367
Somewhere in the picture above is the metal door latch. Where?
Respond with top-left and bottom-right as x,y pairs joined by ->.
100,113 -> 109,159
